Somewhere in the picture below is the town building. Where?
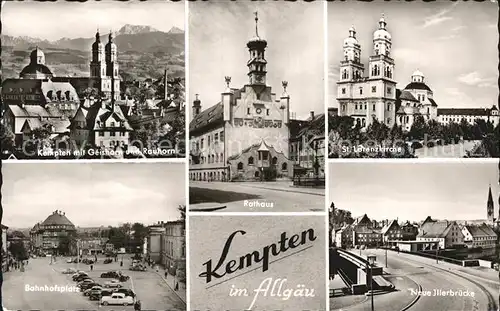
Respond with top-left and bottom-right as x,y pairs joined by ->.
289,111 -> 325,184
400,221 -> 419,241
416,220 -> 464,249
161,220 -> 186,281
30,210 -> 77,255
335,15 -> 499,131
2,32 -> 180,152
461,223 -> 497,249
1,224 -> 8,272
380,219 -> 402,244
146,223 -> 166,264
352,214 -> 382,247
334,225 -> 353,249
78,237 -> 106,255
189,13 -> 293,182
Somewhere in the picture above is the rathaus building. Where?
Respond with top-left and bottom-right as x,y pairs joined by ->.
336,15 -> 499,130
189,13 -> 292,182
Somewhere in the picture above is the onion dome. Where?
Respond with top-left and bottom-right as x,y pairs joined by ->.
373,15 -> 391,40
343,26 -> 359,47
92,30 -> 103,50
247,11 -> 267,49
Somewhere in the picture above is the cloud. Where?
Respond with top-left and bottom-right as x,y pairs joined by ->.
458,71 -> 496,88
422,8 -> 453,28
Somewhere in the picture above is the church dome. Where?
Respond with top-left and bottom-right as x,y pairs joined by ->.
343,26 -> 359,46
247,36 -> 267,49
30,47 -> 46,64
412,69 -> 424,77
373,16 -> 391,40
21,47 -> 53,79
404,81 -> 432,92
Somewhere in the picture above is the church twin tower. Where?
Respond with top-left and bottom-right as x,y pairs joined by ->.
337,15 -> 397,128
90,30 -> 120,100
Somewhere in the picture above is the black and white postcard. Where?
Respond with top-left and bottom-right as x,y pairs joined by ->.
190,215 -> 327,311
327,1 -> 499,158
1,163 -> 186,310
328,161 -> 500,311
1,1 -> 186,160
188,1 -> 326,212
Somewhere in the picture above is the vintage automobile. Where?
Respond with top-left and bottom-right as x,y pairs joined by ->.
100,293 -> 134,306
100,271 -> 121,278
62,268 -> 77,274
80,282 -> 101,291
104,280 -> 123,288
104,258 -> 113,264
84,286 -> 103,296
129,265 -> 147,271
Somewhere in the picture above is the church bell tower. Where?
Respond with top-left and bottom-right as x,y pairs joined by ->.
487,184 -> 494,222
247,12 -> 267,86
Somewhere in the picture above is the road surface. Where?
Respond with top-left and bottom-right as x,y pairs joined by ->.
3,255 -> 185,310
331,248 -> 497,311
189,181 -> 325,212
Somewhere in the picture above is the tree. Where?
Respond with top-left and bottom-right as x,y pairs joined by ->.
408,114 -> 426,140
83,87 -> 99,99
131,223 -> 148,251
1,123 -> 15,153
8,241 -> 28,261
178,204 -> 186,221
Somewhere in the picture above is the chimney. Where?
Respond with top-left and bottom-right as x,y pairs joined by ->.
310,111 -> 314,120
193,94 -> 201,117
164,69 -> 168,100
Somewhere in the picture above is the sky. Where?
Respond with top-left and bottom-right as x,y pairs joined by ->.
189,1 -> 324,120
1,1 -> 184,41
328,1 -> 498,109
329,161 -> 500,222
2,163 -> 186,228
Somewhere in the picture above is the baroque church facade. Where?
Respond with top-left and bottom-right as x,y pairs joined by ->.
336,15 -> 499,131
189,13 -> 292,182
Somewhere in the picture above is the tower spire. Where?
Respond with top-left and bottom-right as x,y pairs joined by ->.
487,183 -> 494,222
254,11 -> 259,38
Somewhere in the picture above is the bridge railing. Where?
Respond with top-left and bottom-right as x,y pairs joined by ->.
388,248 -> 466,266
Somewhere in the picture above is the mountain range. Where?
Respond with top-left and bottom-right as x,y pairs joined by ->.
2,24 -> 185,80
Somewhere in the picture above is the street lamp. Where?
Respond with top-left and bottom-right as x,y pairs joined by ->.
367,254 -> 376,311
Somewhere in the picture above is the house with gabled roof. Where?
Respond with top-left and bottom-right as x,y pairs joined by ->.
417,220 -> 464,249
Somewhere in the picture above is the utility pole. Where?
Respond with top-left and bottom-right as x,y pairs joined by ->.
385,246 -> 388,268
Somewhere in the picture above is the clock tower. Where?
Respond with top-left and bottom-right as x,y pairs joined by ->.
247,11 -> 267,86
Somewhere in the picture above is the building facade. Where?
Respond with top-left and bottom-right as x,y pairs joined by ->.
380,219 -> 402,244
1,224 -> 8,272
352,214 -> 382,247
189,13 -> 292,182
401,221 -> 419,241
337,16 -> 397,129
416,220 -> 464,249
30,210 -> 77,255
461,223 -> 497,249
161,220 -> 186,281
335,15 -> 499,131
146,224 -> 165,263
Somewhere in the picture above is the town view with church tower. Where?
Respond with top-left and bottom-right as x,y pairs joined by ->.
0,1 -> 186,159
327,1 -> 499,158
328,160 -> 500,311
188,1 -> 326,212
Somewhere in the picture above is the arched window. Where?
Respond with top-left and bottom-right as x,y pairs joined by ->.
255,171 -> 260,178
362,119 -> 366,127
281,163 -> 288,171
248,157 -> 254,165
237,162 -> 243,170
47,90 -> 53,100
272,157 -> 278,165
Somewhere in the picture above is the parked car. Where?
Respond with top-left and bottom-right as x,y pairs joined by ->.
129,265 -> 146,271
62,268 -> 77,274
83,286 -> 103,296
100,292 -> 134,306
104,280 -> 123,288
77,279 -> 95,287
81,282 -> 101,291
66,258 -> 73,263
104,258 -> 113,264
101,271 -> 121,278
118,275 -> 130,282
73,274 -> 90,282
89,289 -> 113,301
115,288 -> 136,298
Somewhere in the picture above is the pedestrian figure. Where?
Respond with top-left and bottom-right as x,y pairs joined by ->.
175,282 -> 179,291
164,271 -> 168,279
134,299 -> 141,311
90,264 -> 93,271
120,260 -> 123,267
156,265 -> 159,273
